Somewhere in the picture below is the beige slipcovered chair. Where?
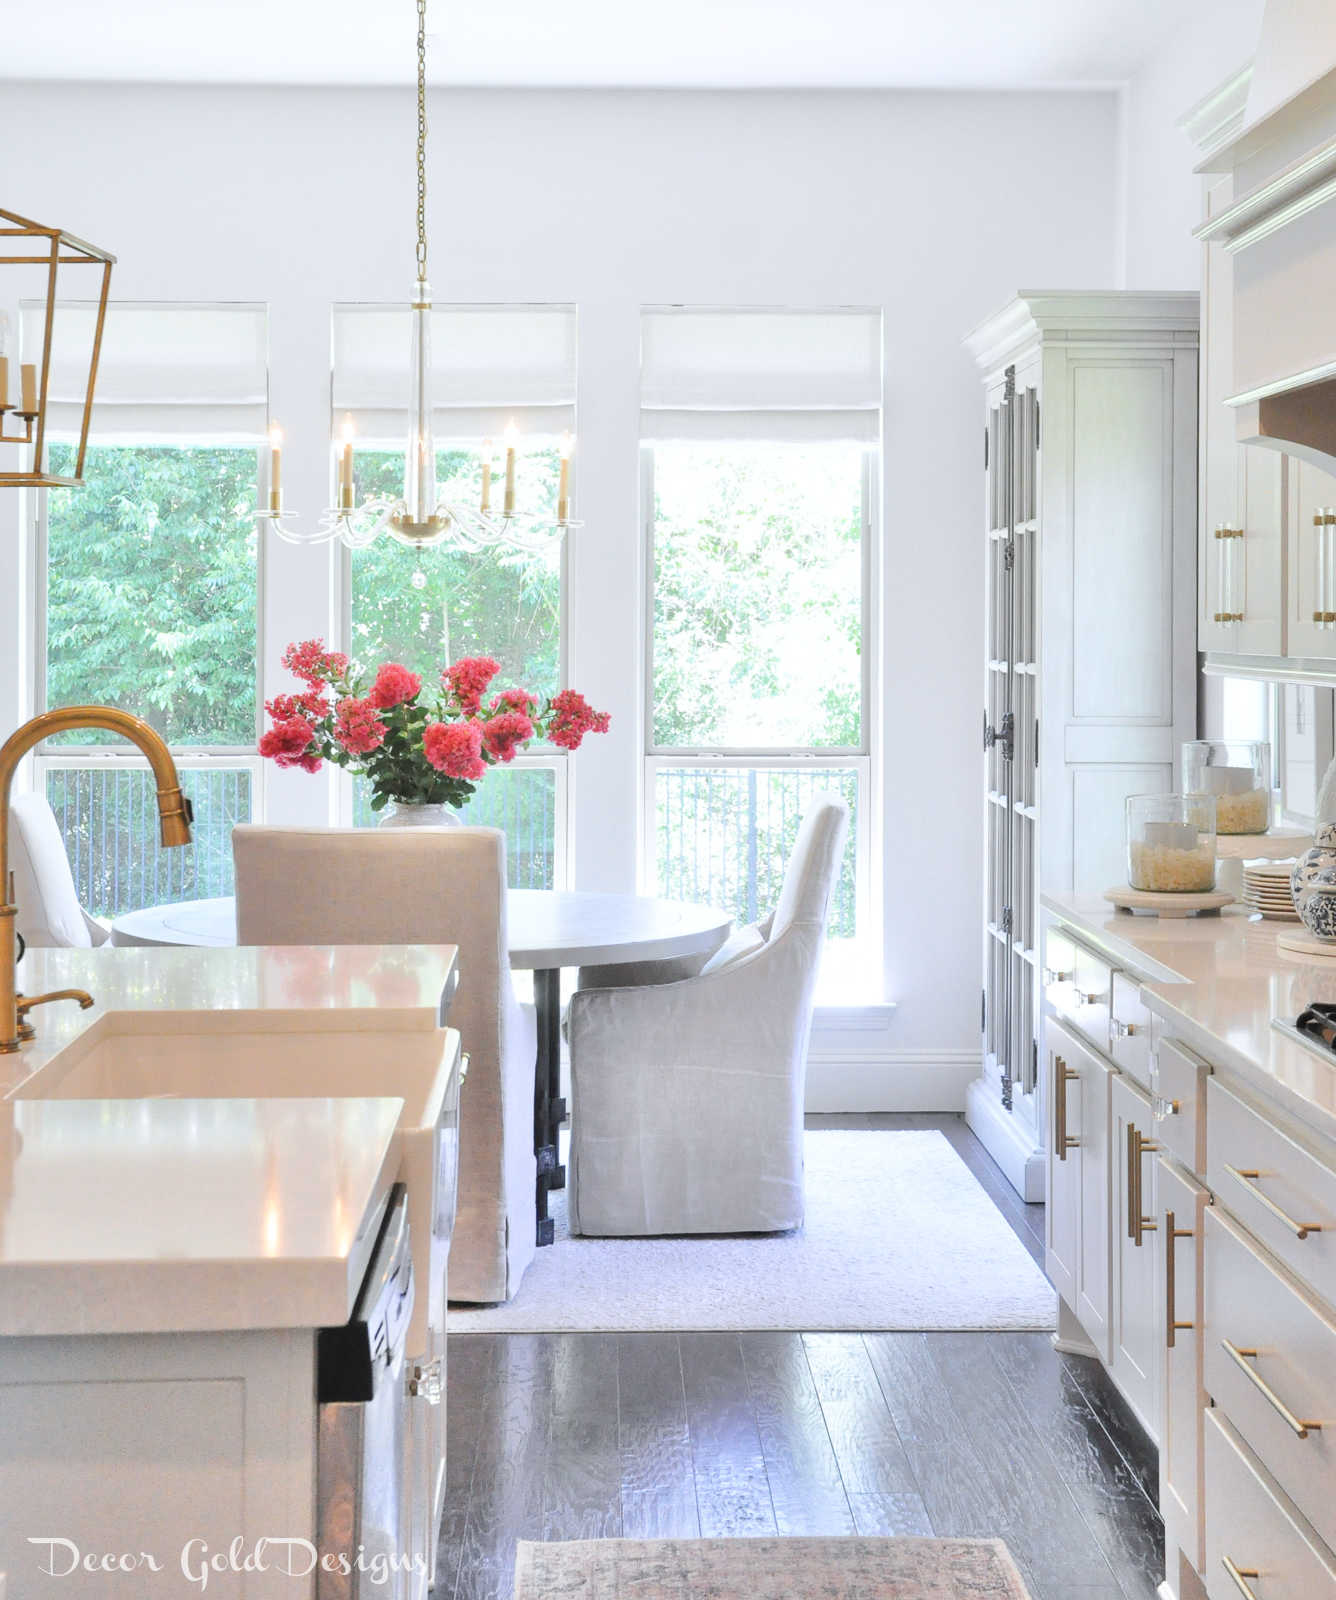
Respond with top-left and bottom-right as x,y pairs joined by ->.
10,791 -> 109,949
231,824 -> 536,1303
566,795 -> 850,1238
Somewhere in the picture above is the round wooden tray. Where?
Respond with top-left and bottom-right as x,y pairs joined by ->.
1103,885 -> 1234,918
1276,928 -> 1336,961
1215,828 -> 1312,860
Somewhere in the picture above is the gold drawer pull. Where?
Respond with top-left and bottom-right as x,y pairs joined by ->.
1221,1340 -> 1322,1438
1111,1018 -> 1136,1039
1054,1057 -> 1079,1162
1224,1165 -> 1324,1239
1127,1124 -> 1160,1246
1165,1209 -> 1194,1350
1222,1557 -> 1261,1600
1081,991 -> 1105,1006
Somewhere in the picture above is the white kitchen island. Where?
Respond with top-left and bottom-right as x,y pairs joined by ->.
0,943 -> 461,1600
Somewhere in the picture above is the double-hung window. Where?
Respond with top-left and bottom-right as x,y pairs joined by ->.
641,308 -> 882,988
32,303 -> 266,917
333,304 -> 576,886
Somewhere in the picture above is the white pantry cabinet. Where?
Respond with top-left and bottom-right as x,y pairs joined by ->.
965,294 -> 1199,1202
1044,1016 -> 1112,1360
1111,1071 -> 1161,1439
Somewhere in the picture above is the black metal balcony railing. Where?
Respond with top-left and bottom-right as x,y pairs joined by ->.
654,765 -> 858,937
46,765 -> 253,920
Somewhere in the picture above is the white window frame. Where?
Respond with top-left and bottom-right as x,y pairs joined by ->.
30,441 -> 265,823
640,440 -> 882,976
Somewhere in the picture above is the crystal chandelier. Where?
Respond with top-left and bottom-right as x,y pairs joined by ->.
256,0 -> 577,553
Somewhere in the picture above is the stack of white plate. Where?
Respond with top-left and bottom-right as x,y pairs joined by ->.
1242,861 -> 1300,920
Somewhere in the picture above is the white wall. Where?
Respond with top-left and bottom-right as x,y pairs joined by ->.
1121,0 -> 1264,289
2,83 -> 1120,1103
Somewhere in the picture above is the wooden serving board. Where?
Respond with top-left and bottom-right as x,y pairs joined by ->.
1103,885 -> 1234,918
1276,928 -> 1336,961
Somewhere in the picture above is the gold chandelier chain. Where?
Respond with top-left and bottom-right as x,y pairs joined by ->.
416,0 -> 428,280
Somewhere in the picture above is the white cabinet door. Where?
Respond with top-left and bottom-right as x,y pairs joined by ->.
1158,1157 -> 1208,1588
1111,1071 -> 1161,1441
1288,455 -> 1336,660
1045,1016 -> 1081,1310
1045,1018 -> 1112,1358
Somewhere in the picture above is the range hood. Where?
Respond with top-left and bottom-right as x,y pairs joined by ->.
1195,1 -> 1336,472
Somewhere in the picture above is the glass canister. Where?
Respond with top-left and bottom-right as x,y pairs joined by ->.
1181,740 -> 1270,834
1126,794 -> 1217,893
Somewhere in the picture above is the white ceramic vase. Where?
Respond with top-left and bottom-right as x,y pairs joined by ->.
376,801 -> 461,829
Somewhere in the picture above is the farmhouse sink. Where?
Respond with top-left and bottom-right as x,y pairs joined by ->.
12,1006 -> 464,1361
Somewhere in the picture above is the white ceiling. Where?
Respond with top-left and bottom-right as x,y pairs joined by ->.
3,0 -> 1209,89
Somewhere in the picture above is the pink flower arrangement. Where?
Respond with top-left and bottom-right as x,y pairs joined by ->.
259,638 -> 611,815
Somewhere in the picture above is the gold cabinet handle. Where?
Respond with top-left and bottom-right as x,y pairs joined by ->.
1313,611 -> 1336,625
1215,526 -> 1246,540
1043,966 -> 1071,987
1054,1056 -> 1079,1162
1223,1165 -> 1323,1239
1127,1123 -> 1160,1245
1215,612 -> 1245,623
1165,1208 -> 1194,1349
1111,1018 -> 1136,1040
1081,991 -> 1105,1006
1221,1339 -> 1322,1438
1222,1557 -> 1261,1600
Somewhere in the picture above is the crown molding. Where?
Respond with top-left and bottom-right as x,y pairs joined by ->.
963,291 -> 1200,376
1178,64 -> 1253,159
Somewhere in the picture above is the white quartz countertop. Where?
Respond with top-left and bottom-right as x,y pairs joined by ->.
2,942 -> 457,1100
0,943 -> 458,1337
0,1094 -> 403,1337
1043,892 -> 1336,1140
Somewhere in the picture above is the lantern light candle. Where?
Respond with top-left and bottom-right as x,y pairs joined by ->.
481,438 -> 492,514
19,364 -> 38,416
557,432 -> 572,524
503,420 -> 518,516
0,310 -> 9,411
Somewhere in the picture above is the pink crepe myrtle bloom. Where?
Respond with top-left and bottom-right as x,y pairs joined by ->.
443,655 -> 502,714
480,710 -> 535,764
333,696 -> 387,756
369,662 -> 423,709
264,688 -> 329,723
259,715 -> 321,771
545,689 -> 611,751
422,720 -> 487,780
489,687 -> 539,715
282,638 -> 349,687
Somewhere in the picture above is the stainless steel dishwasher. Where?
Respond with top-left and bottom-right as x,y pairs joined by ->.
316,1184 -> 416,1600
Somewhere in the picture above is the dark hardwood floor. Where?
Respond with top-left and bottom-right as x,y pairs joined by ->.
439,1113 -> 1162,1600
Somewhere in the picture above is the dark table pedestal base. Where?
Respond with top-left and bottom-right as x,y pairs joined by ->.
533,967 -> 565,1246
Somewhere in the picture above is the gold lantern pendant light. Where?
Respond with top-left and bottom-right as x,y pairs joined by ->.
0,207 -> 114,490
257,0 -> 578,554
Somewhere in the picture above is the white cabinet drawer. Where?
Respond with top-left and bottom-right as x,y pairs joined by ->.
1045,927 -> 1113,1058
1204,1409 -> 1336,1600
1204,1208 -> 1336,1554
1208,1078 -> 1336,1308
1155,1036 -> 1210,1177
1110,970 -> 1151,1087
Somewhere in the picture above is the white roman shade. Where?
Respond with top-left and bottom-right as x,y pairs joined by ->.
640,307 -> 882,443
20,301 -> 268,442
333,303 -> 577,443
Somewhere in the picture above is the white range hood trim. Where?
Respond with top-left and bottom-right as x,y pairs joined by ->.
1194,133 -> 1336,252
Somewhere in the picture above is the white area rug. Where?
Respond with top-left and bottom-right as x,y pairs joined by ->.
450,1130 -> 1056,1332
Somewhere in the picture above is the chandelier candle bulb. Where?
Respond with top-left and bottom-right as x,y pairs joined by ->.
19,364 -> 37,416
557,434 -> 572,522
481,444 -> 492,514
268,424 -> 283,509
0,354 -> 7,411
503,423 -> 518,516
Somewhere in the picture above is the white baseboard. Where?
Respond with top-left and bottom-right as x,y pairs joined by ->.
804,1050 -> 980,1113
964,1076 -> 1045,1201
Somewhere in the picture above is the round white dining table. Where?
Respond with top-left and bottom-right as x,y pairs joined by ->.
110,889 -> 731,1244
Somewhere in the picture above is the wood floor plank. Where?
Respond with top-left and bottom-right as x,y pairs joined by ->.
679,1332 -> 777,1538
846,1491 -> 934,1536
987,1335 -> 1163,1600
739,1332 -> 856,1535
618,1334 -> 699,1540
453,1334 -> 556,1600
542,1333 -> 622,1542
803,1333 -> 919,1497
437,1335 -> 500,1600
922,1335 -> 1127,1597
861,1332 -> 1012,1536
